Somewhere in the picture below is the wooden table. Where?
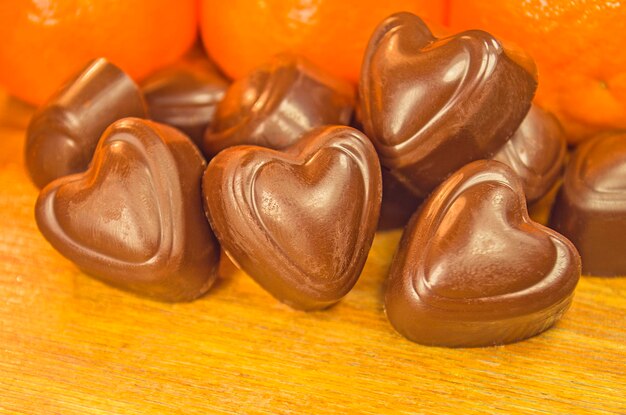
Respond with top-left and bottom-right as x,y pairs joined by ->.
0,91 -> 624,415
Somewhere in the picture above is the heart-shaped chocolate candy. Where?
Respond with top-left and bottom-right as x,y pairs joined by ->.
386,160 -> 580,347
203,54 -> 355,157
359,12 -> 537,198
493,104 -> 566,203
142,53 -> 229,148
550,132 -> 626,276
26,58 -> 148,189
203,126 -> 382,310
35,118 -> 220,302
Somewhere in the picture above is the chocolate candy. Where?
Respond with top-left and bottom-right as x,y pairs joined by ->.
203,126 -> 382,310
25,58 -> 147,189
142,55 -> 229,148
35,118 -> 219,302
203,54 -> 355,157
386,160 -> 580,347
550,132 -> 626,276
359,12 -> 537,198
493,104 -> 566,203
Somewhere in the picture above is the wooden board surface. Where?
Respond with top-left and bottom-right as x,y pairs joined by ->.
0,91 -> 624,415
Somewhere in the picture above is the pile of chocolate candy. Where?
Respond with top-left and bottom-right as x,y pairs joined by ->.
25,13 -> 623,348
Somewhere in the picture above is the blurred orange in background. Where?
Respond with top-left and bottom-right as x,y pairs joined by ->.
2,0 -> 624,145
449,0 -> 626,143
0,0 -> 198,106
199,0 -> 445,84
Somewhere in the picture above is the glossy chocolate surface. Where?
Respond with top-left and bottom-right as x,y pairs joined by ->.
203,126 -> 382,310
550,132 -> 626,276
359,12 -> 537,197
203,54 -> 355,157
25,58 -> 147,188
35,118 -> 220,302
386,160 -> 580,347
493,105 -> 566,203
142,56 -> 229,148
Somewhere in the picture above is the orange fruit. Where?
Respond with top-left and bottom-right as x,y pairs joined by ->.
448,0 -> 626,143
0,0 -> 198,106
200,0 -> 445,84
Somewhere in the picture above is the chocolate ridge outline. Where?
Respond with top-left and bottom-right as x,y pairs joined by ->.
25,58 -> 148,188
204,54 -> 355,156
204,125 -> 381,309
564,132 -> 626,209
359,12 -> 537,198
36,118 -> 218,301
492,105 -> 567,203
361,13 -> 509,162
37,119 -> 179,272
385,160 -> 580,346
409,161 -> 578,317
204,55 -> 308,150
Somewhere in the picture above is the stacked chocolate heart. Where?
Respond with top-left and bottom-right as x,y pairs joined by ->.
27,12 -> 623,348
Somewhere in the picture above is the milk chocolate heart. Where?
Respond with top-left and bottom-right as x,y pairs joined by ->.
26,58 -> 148,189
359,12 -> 537,198
203,54 -> 354,157
35,118 -> 220,302
142,53 -> 229,148
386,160 -> 580,347
493,104 -> 566,203
203,126 -> 382,310
550,132 -> 626,276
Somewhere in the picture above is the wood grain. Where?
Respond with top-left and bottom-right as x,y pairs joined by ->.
0,91 -> 624,415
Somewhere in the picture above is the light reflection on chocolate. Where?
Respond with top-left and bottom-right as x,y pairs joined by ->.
203,54 -> 354,157
550,131 -> 626,276
142,55 -> 229,148
25,58 -> 147,188
359,12 -> 537,198
35,118 -> 220,302
493,104 -> 566,203
386,160 -> 580,347
203,125 -> 381,310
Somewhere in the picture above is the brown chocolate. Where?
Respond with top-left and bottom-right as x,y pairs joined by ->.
550,132 -> 626,276
203,54 -> 355,157
142,56 -> 229,148
493,104 -> 566,203
378,168 -> 422,231
203,126 -> 382,310
25,58 -> 147,188
35,118 -> 219,302
386,160 -> 580,347
359,12 -> 537,198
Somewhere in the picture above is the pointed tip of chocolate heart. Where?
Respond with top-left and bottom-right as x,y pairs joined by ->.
202,125 -> 381,310
35,117 -> 220,302
385,160 -> 580,347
